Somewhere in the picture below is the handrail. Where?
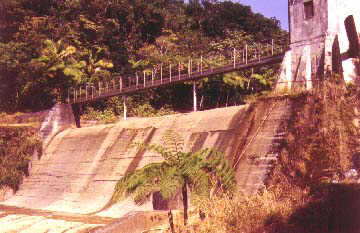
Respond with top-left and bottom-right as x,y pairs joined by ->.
66,36 -> 288,104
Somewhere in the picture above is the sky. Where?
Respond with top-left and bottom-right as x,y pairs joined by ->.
234,0 -> 289,31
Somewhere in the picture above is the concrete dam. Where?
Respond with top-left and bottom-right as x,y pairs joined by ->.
0,99 -> 290,233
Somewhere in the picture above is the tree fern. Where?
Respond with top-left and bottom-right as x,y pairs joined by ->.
112,130 -> 236,225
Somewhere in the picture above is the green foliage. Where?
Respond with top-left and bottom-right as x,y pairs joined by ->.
81,107 -> 118,124
0,0 -> 286,112
112,130 -> 235,204
0,126 -> 41,191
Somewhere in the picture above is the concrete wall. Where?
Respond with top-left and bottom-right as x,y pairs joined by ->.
277,0 -> 360,89
289,0 -> 328,46
2,105 -> 252,217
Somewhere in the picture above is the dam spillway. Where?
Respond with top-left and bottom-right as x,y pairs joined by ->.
0,100 -> 290,232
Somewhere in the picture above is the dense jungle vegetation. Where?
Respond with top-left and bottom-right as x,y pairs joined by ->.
0,0 -> 286,118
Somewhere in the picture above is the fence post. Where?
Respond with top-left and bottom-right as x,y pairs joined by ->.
178,62 -> 181,79
86,85 -> 88,100
272,39 -> 274,55
200,56 -> 203,74
99,81 -> 101,95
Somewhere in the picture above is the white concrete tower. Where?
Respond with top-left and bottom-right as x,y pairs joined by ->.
277,0 -> 360,90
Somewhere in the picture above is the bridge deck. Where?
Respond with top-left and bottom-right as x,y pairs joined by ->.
69,53 -> 285,104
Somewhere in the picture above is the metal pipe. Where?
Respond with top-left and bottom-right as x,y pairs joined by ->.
123,95 -> 127,120
160,65 -> 163,84
120,77 -> 123,91
233,48 -> 236,68
170,64 -> 172,82
136,73 -> 139,88
193,81 -> 197,112
152,69 -> 154,85
245,44 -> 248,64
143,71 -> 146,87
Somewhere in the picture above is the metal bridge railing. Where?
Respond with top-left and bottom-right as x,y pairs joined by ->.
67,37 -> 289,104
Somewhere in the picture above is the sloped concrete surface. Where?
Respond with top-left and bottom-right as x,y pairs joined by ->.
0,102 -> 291,232
235,100 -> 290,193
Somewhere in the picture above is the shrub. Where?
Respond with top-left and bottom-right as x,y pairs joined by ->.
0,126 -> 41,191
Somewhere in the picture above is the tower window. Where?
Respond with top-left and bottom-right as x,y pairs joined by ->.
304,0 -> 314,19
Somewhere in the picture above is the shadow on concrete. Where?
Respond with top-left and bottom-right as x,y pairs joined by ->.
124,128 -> 157,175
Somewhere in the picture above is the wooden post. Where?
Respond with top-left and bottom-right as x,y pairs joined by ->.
193,81 -> 197,112
233,48 -> 236,68
123,95 -> 127,120
160,65 -> 163,84
178,62 -> 181,80
99,81 -> 101,95
170,64 -> 172,82
200,56 -> 203,74
245,44 -> 248,64
272,39 -> 274,55
86,85 -> 88,100
73,88 -> 76,102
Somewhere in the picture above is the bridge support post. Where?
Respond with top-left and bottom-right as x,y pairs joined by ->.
123,95 -> 127,120
193,81 -> 197,112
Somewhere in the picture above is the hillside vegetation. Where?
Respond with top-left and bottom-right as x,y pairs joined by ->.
0,126 -> 41,192
0,0 -> 286,118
